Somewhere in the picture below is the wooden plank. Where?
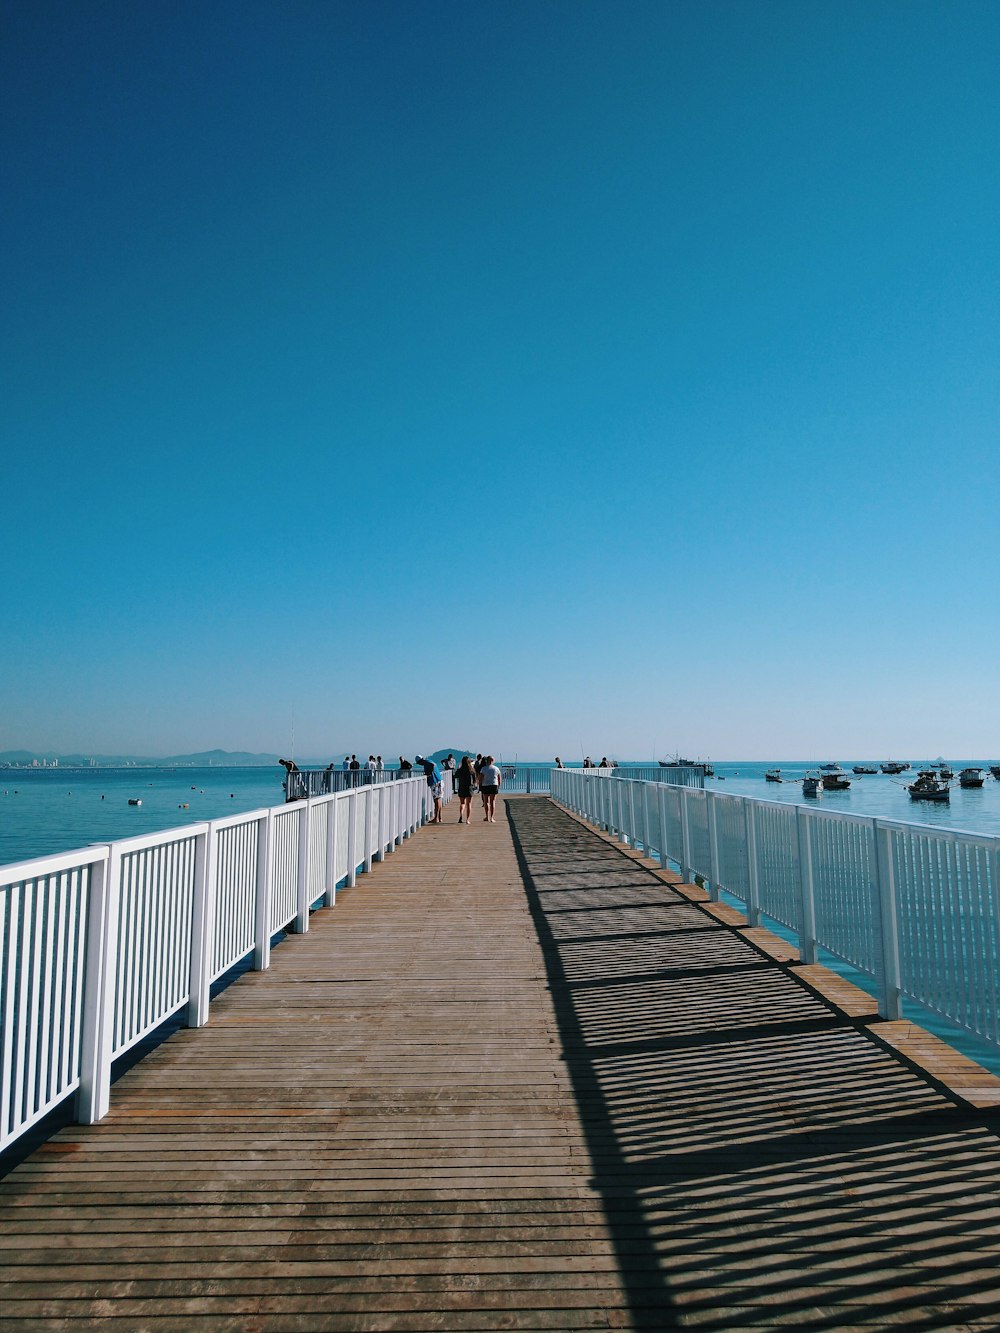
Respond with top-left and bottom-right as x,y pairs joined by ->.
4,796 -> 1000,1329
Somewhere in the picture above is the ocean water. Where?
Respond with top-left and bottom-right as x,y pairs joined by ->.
705,759 -> 1000,837
0,766 -> 287,866
3,759 -> 1000,867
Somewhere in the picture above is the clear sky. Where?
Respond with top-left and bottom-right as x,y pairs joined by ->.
3,0 -> 998,762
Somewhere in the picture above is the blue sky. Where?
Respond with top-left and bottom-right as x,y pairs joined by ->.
3,0 -> 998,761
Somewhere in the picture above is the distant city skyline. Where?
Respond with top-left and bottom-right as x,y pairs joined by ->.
3,1 -> 998,761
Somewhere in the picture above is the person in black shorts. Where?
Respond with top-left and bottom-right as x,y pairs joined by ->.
455,756 -> 476,825
479,754 -> 501,823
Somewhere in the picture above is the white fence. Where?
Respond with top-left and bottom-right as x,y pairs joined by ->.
0,773 -> 449,1152
552,769 -> 1000,1051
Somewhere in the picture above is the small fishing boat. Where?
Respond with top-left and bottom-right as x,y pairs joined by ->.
659,755 -> 713,775
991,766 -> 1000,781
765,768 -> 782,782
822,772 -> 851,790
818,763 -> 842,772
852,765 -> 877,775
881,761 -> 908,774
907,771 -> 950,801
802,775 -> 822,797
959,768 -> 985,788
128,797 -> 143,806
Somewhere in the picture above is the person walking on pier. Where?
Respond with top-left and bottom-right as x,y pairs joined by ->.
479,755 -> 501,823
455,755 -> 476,825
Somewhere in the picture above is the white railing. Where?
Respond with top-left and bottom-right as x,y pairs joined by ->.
551,769 -> 1000,1051
0,773 -> 449,1151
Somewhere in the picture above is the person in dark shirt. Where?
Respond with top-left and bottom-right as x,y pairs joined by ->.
455,756 -> 476,825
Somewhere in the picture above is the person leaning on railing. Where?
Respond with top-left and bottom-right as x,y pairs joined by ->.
415,755 -> 444,824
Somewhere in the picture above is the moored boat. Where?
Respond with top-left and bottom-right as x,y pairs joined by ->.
802,775 -> 822,797
818,763 -> 842,772
852,765 -> 877,775
765,768 -> 782,782
881,761 -> 908,774
991,766 -> 1000,781
907,770 -> 950,801
959,767 -> 985,788
822,772 -> 851,790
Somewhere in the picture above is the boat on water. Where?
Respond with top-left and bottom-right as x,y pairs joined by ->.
818,763 -> 842,772
765,768 -> 782,782
852,765 -> 877,775
659,756 -> 714,776
991,766 -> 1000,781
881,761 -> 909,774
959,767 -> 985,788
802,775 -> 822,797
821,772 -> 851,790
907,770 -> 950,802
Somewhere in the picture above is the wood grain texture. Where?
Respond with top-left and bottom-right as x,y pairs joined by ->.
2,796 -> 1000,1330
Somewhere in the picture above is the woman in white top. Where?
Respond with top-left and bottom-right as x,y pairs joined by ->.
478,755 -> 502,823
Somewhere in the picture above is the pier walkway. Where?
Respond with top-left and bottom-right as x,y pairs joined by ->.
5,797 -> 1000,1328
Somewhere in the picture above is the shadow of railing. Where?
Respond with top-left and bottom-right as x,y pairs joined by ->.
507,797 -> 1000,1330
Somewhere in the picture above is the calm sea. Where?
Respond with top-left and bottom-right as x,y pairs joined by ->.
3,759 -> 999,867
0,766 -> 286,866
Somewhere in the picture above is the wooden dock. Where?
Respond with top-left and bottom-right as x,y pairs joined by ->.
4,795 -> 1000,1329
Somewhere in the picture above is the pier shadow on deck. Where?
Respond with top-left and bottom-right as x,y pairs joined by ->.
507,797 -> 1000,1330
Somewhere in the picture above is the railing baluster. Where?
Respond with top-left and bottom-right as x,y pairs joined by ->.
873,820 -> 902,1019
680,790 -> 694,884
795,807 -> 818,965
347,791 -> 359,886
253,809 -> 274,971
324,798 -> 338,907
187,825 -> 216,1027
77,848 -> 119,1126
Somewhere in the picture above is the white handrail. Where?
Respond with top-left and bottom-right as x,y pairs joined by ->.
0,774 -> 447,1151
551,769 -> 1000,1051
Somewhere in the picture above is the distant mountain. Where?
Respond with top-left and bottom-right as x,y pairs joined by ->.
427,747 -> 472,764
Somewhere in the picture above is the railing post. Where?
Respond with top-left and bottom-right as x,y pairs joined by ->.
76,848 -> 119,1125
291,802 -> 311,932
253,808 -> 274,968
872,820 -> 902,1019
657,784 -> 670,870
744,800 -> 761,926
680,790 -> 694,883
637,780 -> 649,857
391,781 -> 401,848
626,780 -> 637,848
364,786 -> 375,873
795,806 -> 818,964
347,790 -> 359,886
707,790 -> 721,903
187,823 -> 217,1027
324,798 -> 338,907
378,783 -> 389,858
616,780 -> 627,844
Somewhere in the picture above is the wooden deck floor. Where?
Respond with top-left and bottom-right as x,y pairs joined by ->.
4,796 -> 1000,1329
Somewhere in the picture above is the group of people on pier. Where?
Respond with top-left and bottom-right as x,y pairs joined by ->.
416,752 -> 502,826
